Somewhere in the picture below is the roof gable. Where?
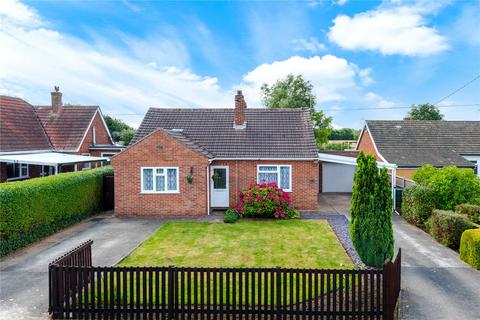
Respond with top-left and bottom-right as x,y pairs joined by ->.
0,96 -> 52,153
131,108 -> 318,159
365,120 -> 480,167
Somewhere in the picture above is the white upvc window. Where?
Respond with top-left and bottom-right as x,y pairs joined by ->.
6,163 -> 29,181
141,167 -> 179,193
81,153 -> 91,170
257,165 -> 292,192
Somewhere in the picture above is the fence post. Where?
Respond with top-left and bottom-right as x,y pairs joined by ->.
168,266 -> 176,320
383,260 -> 394,320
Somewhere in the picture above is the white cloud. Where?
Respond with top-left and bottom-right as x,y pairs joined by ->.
291,37 -> 326,54
364,92 -> 396,108
239,55 -> 370,106
328,6 -> 449,56
335,0 -> 348,6
0,0 -> 230,127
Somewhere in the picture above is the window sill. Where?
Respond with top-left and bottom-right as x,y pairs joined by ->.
7,176 -> 30,182
140,191 -> 180,194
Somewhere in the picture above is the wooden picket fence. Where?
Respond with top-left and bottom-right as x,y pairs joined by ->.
49,240 -> 401,319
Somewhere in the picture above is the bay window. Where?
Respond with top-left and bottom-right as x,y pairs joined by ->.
257,165 -> 291,191
141,167 -> 179,193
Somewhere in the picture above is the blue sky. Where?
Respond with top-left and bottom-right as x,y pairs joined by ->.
1,0 -> 479,128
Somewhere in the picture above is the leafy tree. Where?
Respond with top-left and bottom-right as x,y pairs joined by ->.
119,128 -> 136,146
407,103 -> 444,120
350,151 -> 394,267
328,128 -> 361,140
260,74 -> 332,146
104,115 -> 136,145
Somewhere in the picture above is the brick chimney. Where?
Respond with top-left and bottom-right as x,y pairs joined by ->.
51,86 -> 62,113
234,90 -> 247,129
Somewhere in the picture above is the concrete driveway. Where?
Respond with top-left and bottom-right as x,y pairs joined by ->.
0,213 -> 165,320
319,193 -> 480,320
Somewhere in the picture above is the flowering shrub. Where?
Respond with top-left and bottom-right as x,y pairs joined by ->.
235,181 -> 299,219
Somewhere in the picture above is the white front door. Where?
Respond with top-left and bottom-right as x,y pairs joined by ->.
210,166 -> 229,207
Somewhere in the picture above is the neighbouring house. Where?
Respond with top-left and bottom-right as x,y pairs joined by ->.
0,87 -> 124,182
111,90 -> 319,216
356,120 -> 480,179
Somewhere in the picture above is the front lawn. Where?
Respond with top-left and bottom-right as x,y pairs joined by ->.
118,220 -> 354,269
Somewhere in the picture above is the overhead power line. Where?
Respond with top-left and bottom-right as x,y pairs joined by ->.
433,74 -> 480,106
107,103 -> 480,116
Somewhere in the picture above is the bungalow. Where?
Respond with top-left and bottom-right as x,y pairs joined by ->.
111,90 -> 319,216
0,87 -> 123,182
356,120 -> 480,179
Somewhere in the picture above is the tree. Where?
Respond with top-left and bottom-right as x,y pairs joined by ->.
261,74 -> 332,146
104,115 -> 136,145
328,128 -> 360,140
350,151 -> 394,267
407,103 -> 444,120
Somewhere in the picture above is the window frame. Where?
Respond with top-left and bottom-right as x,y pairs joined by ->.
140,166 -> 180,194
256,164 -> 292,192
6,163 -> 29,181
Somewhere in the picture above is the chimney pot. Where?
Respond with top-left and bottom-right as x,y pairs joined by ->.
51,86 -> 62,113
234,89 -> 247,129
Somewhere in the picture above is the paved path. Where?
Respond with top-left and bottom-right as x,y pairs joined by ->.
318,193 -> 480,320
0,213 -> 165,320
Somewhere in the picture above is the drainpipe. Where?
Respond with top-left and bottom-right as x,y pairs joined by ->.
206,165 -> 210,215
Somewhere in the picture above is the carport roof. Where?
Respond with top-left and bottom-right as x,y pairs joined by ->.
318,153 -> 397,169
0,152 -> 107,166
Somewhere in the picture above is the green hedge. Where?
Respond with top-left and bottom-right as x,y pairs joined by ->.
429,210 -> 478,250
401,184 -> 437,229
460,228 -> 480,270
0,166 -> 113,256
413,165 -> 480,210
456,204 -> 480,224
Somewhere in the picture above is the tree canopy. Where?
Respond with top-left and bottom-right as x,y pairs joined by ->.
104,115 -> 136,145
407,103 -> 444,120
328,128 -> 360,140
260,74 -> 332,146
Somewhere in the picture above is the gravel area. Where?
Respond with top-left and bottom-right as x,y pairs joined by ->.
301,213 -> 364,268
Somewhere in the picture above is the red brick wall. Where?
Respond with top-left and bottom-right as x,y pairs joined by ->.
78,112 -> 112,154
356,127 -> 383,161
111,130 -> 210,216
212,160 -> 318,210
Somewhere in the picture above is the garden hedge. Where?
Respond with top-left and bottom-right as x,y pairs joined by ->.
456,204 -> 480,224
401,184 -> 437,229
413,165 -> 480,210
429,210 -> 478,250
460,228 -> 480,270
0,166 -> 113,256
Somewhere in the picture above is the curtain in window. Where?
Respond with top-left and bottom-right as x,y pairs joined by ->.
280,166 -> 290,190
259,172 -> 278,184
143,169 -> 153,191
167,169 -> 177,191
156,175 -> 165,191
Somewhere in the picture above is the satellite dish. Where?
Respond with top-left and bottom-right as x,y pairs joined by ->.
112,131 -> 120,138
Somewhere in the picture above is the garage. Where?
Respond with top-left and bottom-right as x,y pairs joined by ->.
318,153 -> 398,207
322,162 -> 356,192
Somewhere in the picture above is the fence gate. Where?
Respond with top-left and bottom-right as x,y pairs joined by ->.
103,175 -> 114,211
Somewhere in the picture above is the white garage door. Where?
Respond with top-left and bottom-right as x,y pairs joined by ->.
322,162 -> 356,193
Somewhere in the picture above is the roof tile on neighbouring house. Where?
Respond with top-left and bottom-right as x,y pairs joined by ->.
131,108 -> 318,159
365,120 -> 480,167
35,105 -> 98,151
0,96 -> 52,153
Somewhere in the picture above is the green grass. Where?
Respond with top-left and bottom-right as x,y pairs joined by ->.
118,220 -> 355,269
85,220 -> 355,305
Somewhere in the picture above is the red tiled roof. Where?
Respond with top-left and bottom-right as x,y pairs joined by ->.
35,105 -> 98,151
0,96 -> 52,152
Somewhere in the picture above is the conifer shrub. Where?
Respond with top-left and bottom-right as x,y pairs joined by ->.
350,152 -> 394,267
